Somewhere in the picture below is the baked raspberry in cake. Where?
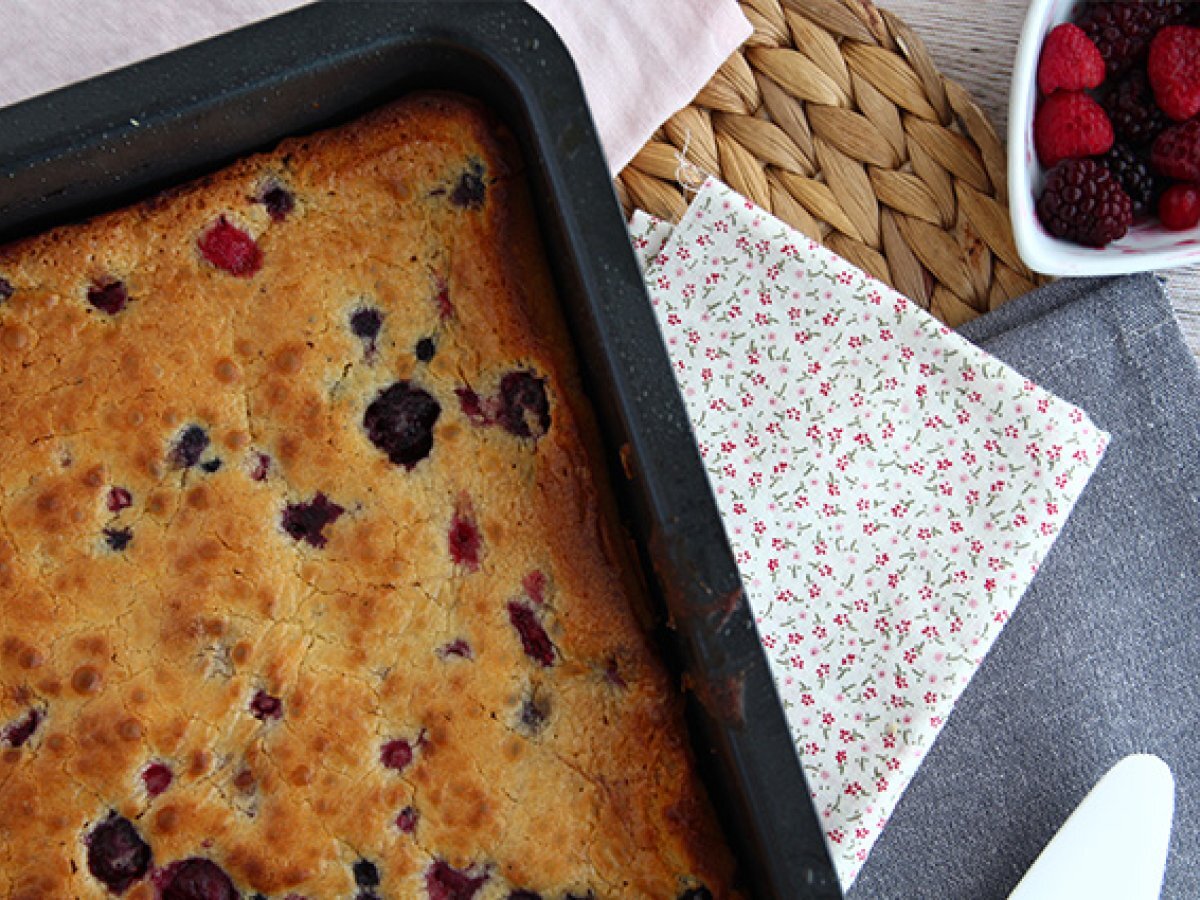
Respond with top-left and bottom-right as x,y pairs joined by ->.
0,93 -> 737,898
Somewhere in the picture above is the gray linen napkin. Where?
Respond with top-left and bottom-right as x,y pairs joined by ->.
850,274 -> 1200,899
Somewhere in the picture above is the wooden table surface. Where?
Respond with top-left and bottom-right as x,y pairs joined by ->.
887,0 -> 1200,359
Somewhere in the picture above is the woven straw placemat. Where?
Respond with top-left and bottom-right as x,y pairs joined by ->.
616,0 -> 1044,328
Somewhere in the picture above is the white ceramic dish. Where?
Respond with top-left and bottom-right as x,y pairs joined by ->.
1009,0 -> 1200,276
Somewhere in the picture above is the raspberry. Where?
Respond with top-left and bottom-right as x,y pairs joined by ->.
448,498 -> 482,570
1076,0 -> 1190,76
155,858 -> 238,900
198,216 -> 262,278
142,762 -> 173,797
1149,26 -> 1200,121
395,806 -> 419,833
1152,117 -> 1200,180
1159,182 -> 1200,229
107,486 -> 133,512
380,738 -> 414,772
425,860 -> 488,900
1034,91 -> 1114,166
1037,158 -> 1134,246
1104,69 -> 1169,145
507,601 -> 556,666
1102,144 -> 1158,216
1038,24 -> 1105,94
250,690 -> 283,720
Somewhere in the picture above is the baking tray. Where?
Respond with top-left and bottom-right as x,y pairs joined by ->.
0,2 -> 841,897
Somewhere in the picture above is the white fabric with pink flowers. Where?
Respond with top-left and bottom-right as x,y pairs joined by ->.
630,178 -> 1109,888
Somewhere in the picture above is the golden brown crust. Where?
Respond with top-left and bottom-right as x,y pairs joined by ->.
0,93 -> 736,897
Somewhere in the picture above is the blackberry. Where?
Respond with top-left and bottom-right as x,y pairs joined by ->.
1075,1 -> 1190,76
1103,69 -> 1169,145
1037,158 -> 1133,247
1101,144 -> 1158,217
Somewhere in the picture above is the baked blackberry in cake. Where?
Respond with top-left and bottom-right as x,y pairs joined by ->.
0,93 -> 737,898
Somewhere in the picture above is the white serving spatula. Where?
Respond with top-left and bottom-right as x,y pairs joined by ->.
1008,754 -> 1175,900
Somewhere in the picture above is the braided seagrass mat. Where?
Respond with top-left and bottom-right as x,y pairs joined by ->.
615,0 -> 1046,328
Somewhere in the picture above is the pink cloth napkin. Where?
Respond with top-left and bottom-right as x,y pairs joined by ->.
630,178 -> 1109,888
0,0 -> 749,174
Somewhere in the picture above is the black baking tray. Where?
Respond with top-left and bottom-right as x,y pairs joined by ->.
0,2 -> 840,897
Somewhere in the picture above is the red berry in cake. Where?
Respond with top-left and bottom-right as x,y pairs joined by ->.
1038,24 -> 1105,94
1076,0 -> 1191,77
198,216 -> 262,278
256,181 -> 295,222
107,486 -> 133,512
448,498 -> 482,571
380,738 -> 414,772
1159,182 -> 1200,229
426,860 -> 489,900
281,493 -> 344,548
507,601 -> 556,666
104,526 -> 133,552
1104,69 -> 1170,145
438,638 -> 473,659
395,805 -> 419,833
435,278 -> 454,319
88,278 -> 130,315
450,161 -> 487,209
250,690 -> 283,720
1152,117 -> 1200,180
169,425 -> 210,469
2,707 -> 43,748
142,762 -> 173,797
363,381 -> 441,469
1037,158 -> 1134,246
249,451 -> 271,482
1034,91 -> 1114,166
497,371 -> 551,439
86,814 -> 152,894
1102,145 -> 1159,216
155,857 -> 238,900
1149,26 -> 1200,121
522,571 -> 547,605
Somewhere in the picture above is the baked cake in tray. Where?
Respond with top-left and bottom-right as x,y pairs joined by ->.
0,93 -> 737,899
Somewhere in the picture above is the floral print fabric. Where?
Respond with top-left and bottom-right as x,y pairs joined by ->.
629,179 -> 1109,888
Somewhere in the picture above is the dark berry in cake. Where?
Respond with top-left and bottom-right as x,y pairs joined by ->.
107,487 -> 133,512
198,216 -> 262,278
142,762 -> 173,797
679,889 -> 714,900
2,707 -> 43,748
156,857 -> 238,900
1075,0 -> 1190,76
281,493 -> 344,548
456,387 -> 489,425
1101,145 -> 1158,217
395,806 -> 419,833
518,695 -> 550,733
170,425 -> 210,469
380,738 -> 414,772
508,892 -> 542,900
257,181 -> 295,222
415,337 -> 437,362
604,657 -> 627,688
363,381 -> 441,468
1036,158 -> 1133,247
104,526 -> 133,552
200,458 -> 223,474
1104,69 -> 1169,145
353,859 -> 381,888
497,371 -> 550,439
88,279 -> 130,315
425,860 -> 488,900
448,500 -> 482,571
249,452 -> 271,482
250,690 -> 283,721
450,161 -> 487,209
350,307 -> 383,343
507,601 -> 556,666
0,276 -> 12,304
438,639 -> 473,659
86,814 -> 152,894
